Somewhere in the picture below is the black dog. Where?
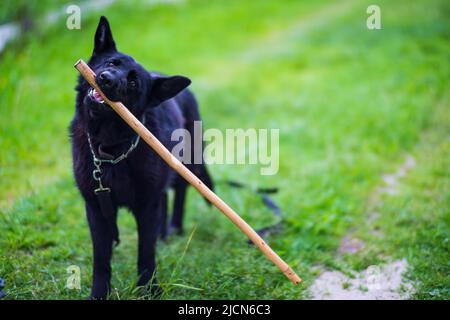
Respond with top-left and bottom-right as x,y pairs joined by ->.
70,16 -> 213,299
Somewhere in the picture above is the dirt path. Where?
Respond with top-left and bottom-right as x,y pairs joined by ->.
310,259 -> 414,300
309,155 -> 417,300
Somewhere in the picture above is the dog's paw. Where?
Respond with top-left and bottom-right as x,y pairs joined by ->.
167,224 -> 184,236
87,294 -> 108,300
160,224 -> 184,242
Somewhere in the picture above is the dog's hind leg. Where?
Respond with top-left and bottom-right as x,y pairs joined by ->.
169,164 -> 214,235
169,179 -> 187,235
198,163 -> 214,198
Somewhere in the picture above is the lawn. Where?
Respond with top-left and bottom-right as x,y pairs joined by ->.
0,0 -> 448,299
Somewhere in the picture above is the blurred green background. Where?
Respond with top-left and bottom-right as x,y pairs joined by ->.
0,0 -> 448,299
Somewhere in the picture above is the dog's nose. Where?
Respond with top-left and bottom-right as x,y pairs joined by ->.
98,71 -> 114,87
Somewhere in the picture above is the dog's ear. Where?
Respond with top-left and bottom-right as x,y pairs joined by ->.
93,16 -> 117,55
147,74 -> 191,107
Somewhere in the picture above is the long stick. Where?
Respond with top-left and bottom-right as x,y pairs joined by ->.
74,59 -> 301,285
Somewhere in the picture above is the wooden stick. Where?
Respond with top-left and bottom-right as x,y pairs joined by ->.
74,59 -> 301,285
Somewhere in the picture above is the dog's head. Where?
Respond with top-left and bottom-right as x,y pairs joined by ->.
79,16 -> 191,116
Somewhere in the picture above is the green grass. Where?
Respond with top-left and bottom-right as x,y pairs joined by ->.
0,0 -> 449,299
349,99 -> 450,300
0,0 -> 70,24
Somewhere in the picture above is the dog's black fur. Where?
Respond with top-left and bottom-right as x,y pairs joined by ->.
70,16 -> 213,299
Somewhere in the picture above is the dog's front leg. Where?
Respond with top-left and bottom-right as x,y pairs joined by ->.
134,200 -> 161,296
86,201 -> 115,299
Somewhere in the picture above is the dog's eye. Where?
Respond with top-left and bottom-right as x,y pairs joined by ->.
107,59 -> 120,67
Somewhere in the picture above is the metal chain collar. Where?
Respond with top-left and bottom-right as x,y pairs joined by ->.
87,114 -> 146,192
